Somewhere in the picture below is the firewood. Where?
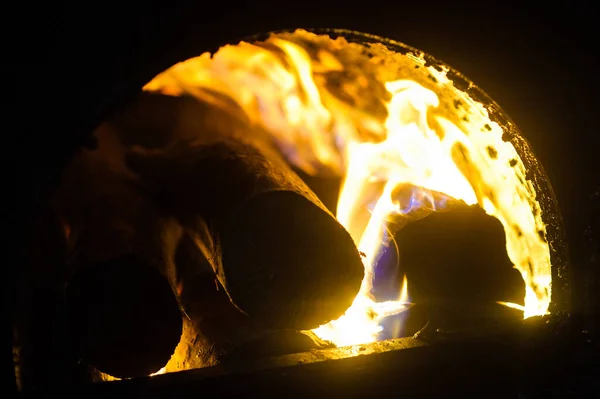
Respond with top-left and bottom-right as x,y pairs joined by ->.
376,205 -> 525,336
165,232 -> 266,372
123,92 -> 364,330
56,124 -> 183,379
291,169 -> 341,216
167,233 -> 335,372
15,206 -> 83,390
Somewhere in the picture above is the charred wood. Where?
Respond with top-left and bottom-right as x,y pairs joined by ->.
376,205 -> 525,336
55,125 -> 183,379
159,233 -> 334,374
123,93 -> 364,330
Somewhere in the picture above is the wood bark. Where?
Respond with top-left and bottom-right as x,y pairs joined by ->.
375,205 -> 525,337
55,123 -> 183,379
156,233 -> 332,375
123,92 -> 364,330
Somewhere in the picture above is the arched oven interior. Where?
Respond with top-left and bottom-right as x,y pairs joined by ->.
14,27 -> 588,396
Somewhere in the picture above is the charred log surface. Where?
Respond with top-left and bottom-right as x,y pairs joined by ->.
377,205 -> 525,335
55,125 -> 183,379
166,233 -> 335,372
168,233 -> 265,371
223,330 -> 333,363
291,169 -> 342,216
65,257 -> 182,378
107,92 -> 188,149
124,93 -> 364,330
15,207 -> 86,391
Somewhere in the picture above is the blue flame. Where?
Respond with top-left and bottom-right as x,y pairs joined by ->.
372,185 -> 455,339
396,186 -> 451,215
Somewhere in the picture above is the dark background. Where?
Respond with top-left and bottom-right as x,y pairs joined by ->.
6,0 -> 599,395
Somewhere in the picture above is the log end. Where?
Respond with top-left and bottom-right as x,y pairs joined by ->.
222,191 -> 364,330
65,255 -> 183,379
385,205 -> 526,333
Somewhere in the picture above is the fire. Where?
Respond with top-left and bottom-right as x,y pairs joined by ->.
149,367 -> 167,376
97,366 -> 166,382
144,29 -> 552,347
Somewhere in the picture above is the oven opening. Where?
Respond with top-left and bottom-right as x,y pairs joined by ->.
16,28 -> 569,390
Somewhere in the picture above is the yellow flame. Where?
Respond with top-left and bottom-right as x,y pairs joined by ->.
97,366 -> 167,381
149,367 -> 167,376
144,29 -> 552,347
496,301 -> 527,312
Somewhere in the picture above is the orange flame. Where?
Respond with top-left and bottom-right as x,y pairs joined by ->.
144,29 -> 552,347
97,366 -> 166,382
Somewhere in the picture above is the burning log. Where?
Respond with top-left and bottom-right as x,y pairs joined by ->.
291,169 -> 341,216
15,205 -> 81,390
167,232 -> 266,371
377,205 -> 525,336
56,124 -> 183,379
123,92 -> 364,330
161,233 -> 332,373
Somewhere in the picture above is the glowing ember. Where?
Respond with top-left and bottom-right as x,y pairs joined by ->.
144,29 -> 552,347
149,367 -> 167,376
98,366 -> 166,382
